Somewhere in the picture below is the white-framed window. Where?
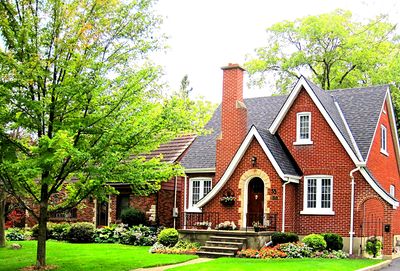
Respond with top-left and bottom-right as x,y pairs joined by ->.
381,125 -> 388,155
188,177 -> 212,211
294,112 -> 313,145
300,176 -> 334,215
390,185 -> 395,197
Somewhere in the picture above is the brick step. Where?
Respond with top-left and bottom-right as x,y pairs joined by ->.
196,250 -> 235,258
205,241 -> 244,248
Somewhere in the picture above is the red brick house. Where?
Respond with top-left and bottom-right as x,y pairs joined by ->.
21,135 -> 195,228
179,64 -> 400,256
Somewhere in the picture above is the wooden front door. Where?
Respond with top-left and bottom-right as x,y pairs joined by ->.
96,201 -> 109,227
247,177 -> 264,227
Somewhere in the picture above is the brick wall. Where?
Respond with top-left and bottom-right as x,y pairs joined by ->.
202,139 -> 284,230
366,101 -> 400,193
215,64 -> 247,181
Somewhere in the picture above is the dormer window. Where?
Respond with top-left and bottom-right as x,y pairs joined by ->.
294,112 -> 313,145
381,125 -> 388,156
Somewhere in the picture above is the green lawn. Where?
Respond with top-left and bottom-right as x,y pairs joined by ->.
167,257 -> 383,271
0,241 -> 197,271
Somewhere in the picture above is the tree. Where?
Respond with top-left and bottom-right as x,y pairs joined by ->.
0,0 -> 205,268
245,9 -> 400,129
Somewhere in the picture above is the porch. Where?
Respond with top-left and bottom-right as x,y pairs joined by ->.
181,212 -> 278,232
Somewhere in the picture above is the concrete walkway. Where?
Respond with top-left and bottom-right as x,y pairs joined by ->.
379,257 -> 400,271
133,258 -> 213,271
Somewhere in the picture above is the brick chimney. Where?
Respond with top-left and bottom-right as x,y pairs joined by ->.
215,64 -> 247,180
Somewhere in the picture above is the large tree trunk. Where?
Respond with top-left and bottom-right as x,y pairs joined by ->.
0,186 -> 6,247
36,184 -> 49,268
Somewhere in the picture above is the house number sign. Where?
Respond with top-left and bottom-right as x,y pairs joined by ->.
271,188 -> 278,200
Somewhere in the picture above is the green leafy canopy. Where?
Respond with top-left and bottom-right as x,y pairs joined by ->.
0,0 -> 209,217
245,9 -> 400,131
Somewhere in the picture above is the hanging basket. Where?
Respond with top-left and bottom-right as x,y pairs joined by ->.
220,188 -> 236,207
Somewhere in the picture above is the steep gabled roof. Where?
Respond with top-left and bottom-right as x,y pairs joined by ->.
181,95 -> 288,170
182,78 -> 394,171
331,85 -> 388,160
196,126 -> 300,208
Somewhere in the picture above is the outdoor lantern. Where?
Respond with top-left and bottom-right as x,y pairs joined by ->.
251,156 -> 257,167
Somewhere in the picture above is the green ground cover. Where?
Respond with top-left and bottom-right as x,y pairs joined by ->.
167,257 -> 383,271
0,241 -> 197,271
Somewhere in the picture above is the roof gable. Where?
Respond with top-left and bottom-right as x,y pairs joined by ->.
269,76 -> 363,166
195,126 -> 300,208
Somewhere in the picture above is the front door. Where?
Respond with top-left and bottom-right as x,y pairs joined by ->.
247,177 -> 264,227
96,201 -> 109,227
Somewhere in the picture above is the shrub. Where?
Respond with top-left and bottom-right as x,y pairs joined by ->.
150,240 -> 201,254
276,242 -> 312,258
302,234 -> 327,251
31,224 -> 51,239
322,233 -> 343,251
271,232 -> 299,245
366,236 -> 382,258
120,225 -> 158,246
312,250 -> 349,259
157,228 -> 179,247
120,207 -> 146,227
6,228 -> 26,241
67,222 -> 95,243
49,223 -> 71,241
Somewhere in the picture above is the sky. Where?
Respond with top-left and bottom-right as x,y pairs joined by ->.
154,0 -> 400,103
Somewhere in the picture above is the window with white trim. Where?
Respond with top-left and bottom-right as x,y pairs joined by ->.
188,178 -> 212,210
295,112 -> 313,145
301,176 -> 334,215
381,125 -> 388,155
390,185 -> 395,197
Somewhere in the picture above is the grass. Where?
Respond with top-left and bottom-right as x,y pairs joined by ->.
0,240 -> 197,271
167,257 -> 384,271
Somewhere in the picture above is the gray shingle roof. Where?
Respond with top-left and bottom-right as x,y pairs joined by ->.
331,85 -> 387,159
181,79 -> 387,174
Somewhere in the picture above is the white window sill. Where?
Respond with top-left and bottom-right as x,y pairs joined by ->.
380,149 -> 389,156
294,140 -> 313,146
300,209 -> 335,215
185,207 -> 202,213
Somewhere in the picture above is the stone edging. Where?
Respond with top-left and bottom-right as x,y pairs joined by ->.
355,260 -> 391,271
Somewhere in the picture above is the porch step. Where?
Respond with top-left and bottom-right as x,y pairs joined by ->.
197,235 -> 246,258
196,250 -> 236,258
206,241 -> 244,248
210,235 -> 246,242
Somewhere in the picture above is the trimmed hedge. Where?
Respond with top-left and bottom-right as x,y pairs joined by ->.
322,233 -> 343,251
271,232 -> 299,245
120,207 -> 146,226
67,222 -> 95,243
302,234 -> 327,251
157,228 -> 179,247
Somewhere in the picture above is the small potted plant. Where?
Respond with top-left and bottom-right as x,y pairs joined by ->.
252,221 -> 266,232
195,221 -> 212,230
366,236 -> 382,258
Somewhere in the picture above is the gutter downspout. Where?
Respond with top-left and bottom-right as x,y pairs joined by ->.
282,179 -> 291,232
349,166 -> 362,255
173,176 -> 178,229
183,175 -> 187,229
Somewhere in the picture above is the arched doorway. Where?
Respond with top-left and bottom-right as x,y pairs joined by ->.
247,177 -> 264,227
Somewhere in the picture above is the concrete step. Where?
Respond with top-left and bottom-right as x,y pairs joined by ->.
197,250 -> 235,258
206,241 -> 244,248
200,246 -> 239,252
210,235 -> 246,242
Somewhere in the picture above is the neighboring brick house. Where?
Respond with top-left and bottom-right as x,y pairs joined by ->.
179,64 -> 400,256
22,135 -> 195,228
